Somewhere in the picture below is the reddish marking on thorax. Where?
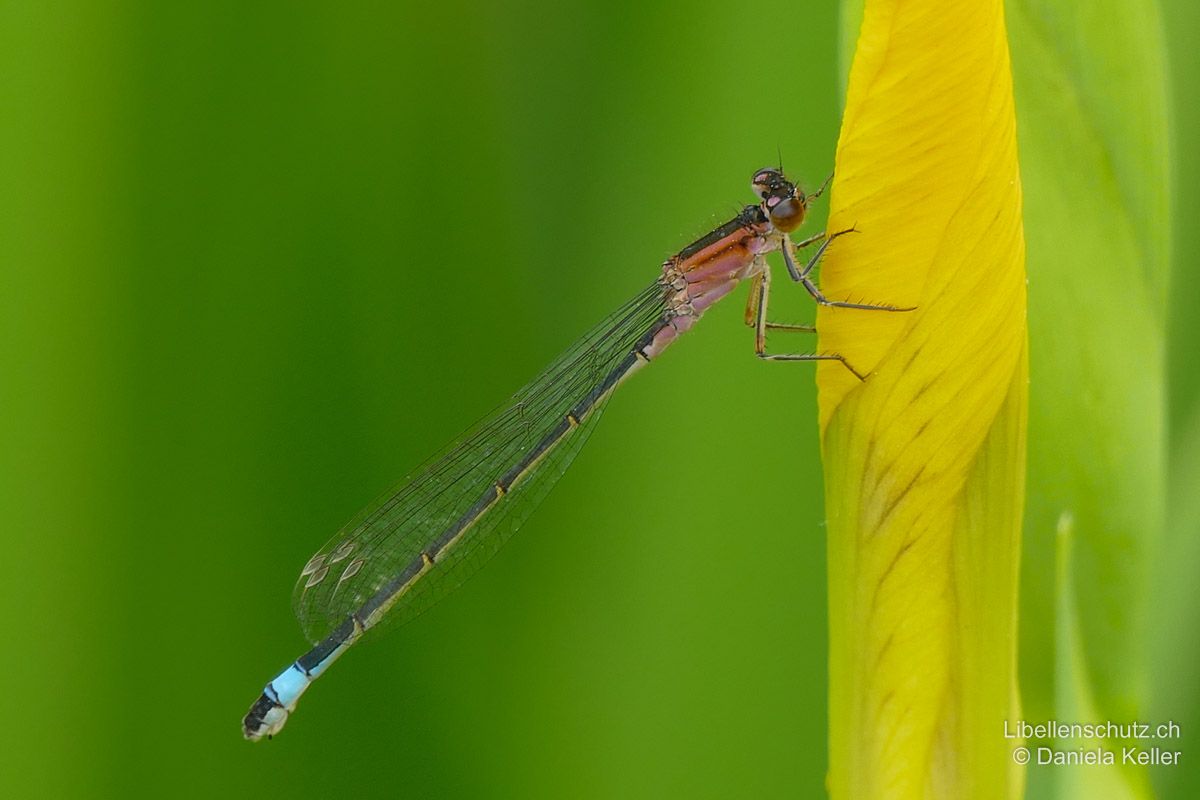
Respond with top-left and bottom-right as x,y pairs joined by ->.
640,218 -> 778,360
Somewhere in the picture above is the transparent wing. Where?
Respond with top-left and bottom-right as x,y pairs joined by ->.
292,279 -> 671,643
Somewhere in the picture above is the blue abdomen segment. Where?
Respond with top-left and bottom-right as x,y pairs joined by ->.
242,616 -> 362,741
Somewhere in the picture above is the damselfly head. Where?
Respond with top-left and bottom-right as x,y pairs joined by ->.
751,167 -> 791,198
752,167 -> 807,233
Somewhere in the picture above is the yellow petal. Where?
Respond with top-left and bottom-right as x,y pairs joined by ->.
818,1 -> 1027,798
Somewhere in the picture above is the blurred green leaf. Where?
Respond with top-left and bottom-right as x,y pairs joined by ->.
0,1 -> 846,798
1148,407 -> 1200,798
1006,0 -> 1169,797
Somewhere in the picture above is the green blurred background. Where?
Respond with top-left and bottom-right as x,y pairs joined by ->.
0,1 -> 1195,798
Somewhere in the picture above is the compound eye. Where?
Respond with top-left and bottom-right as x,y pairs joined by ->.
767,196 -> 806,233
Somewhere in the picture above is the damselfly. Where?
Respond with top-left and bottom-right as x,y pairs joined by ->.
243,167 -> 909,740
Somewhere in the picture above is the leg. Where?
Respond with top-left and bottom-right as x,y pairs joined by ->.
793,230 -> 827,251
807,171 -> 834,202
746,266 -> 818,332
758,350 -> 866,381
750,260 -> 865,381
766,321 -> 818,333
781,226 -> 857,282
751,259 -> 817,344
782,229 -> 917,312
743,272 -> 763,327
752,258 -> 772,354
